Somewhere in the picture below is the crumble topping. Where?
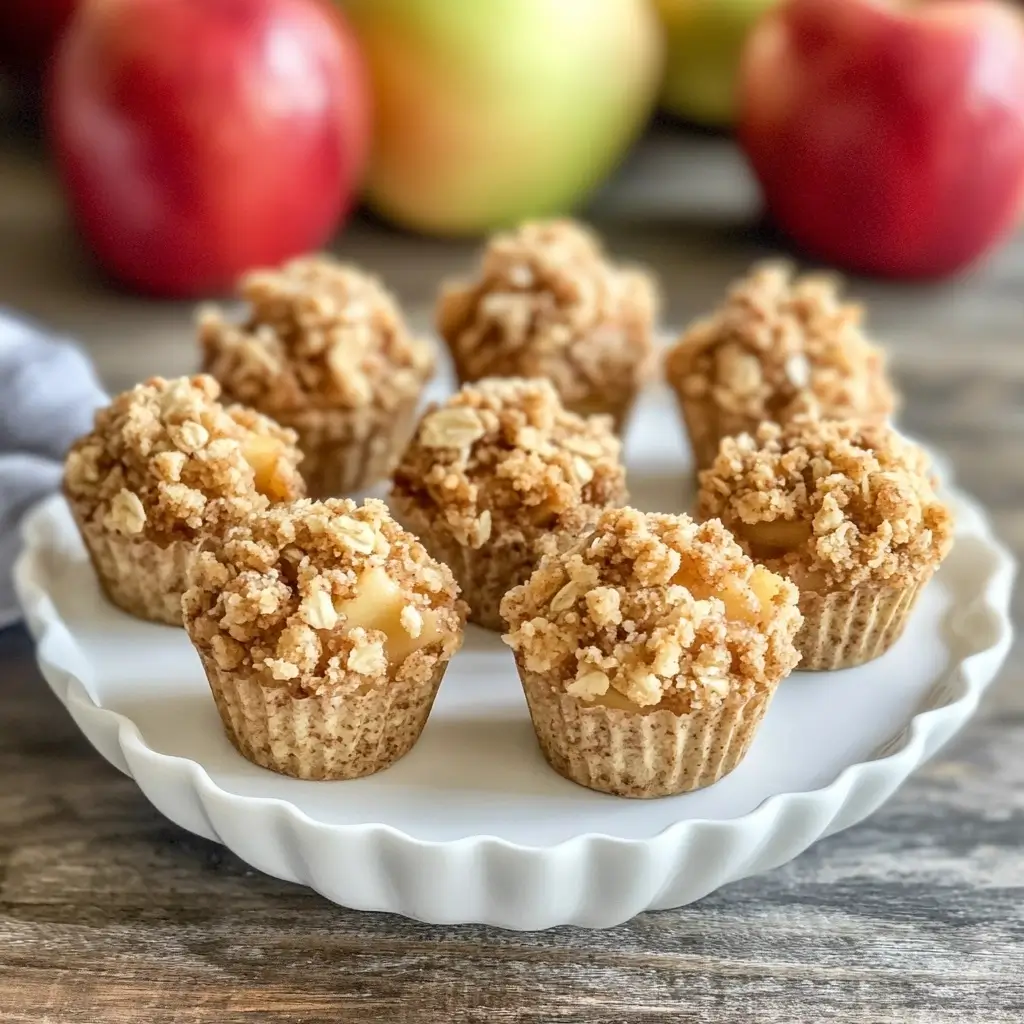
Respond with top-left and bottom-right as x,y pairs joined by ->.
665,262 -> 896,426
436,219 -> 659,414
182,498 -> 465,696
199,256 -> 435,414
64,375 -> 304,544
697,417 -> 954,590
501,507 -> 802,713
390,377 -> 628,549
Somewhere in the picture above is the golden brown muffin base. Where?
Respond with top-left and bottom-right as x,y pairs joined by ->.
201,654 -> 448,780
517,661 -> 776,798
277,396 -> 421,498
796,578 -> 927,671
71,503 -> 192,626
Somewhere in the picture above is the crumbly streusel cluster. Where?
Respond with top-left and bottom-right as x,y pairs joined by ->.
665,262 -> 895,426
391,377 -> 627,549
64,375 -> 304,543
501,507 -> 802,713
182,498 -> 465,696
436,220 -> 658,414
698,418 -> 954,590
199,256 -> 435,413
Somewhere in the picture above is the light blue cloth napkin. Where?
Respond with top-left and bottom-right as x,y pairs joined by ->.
0,310 -> 106,627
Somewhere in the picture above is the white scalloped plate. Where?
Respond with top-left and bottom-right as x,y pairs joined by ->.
14,386 -> 1015,929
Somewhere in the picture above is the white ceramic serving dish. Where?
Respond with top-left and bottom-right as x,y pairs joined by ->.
14,385 -> 1015,929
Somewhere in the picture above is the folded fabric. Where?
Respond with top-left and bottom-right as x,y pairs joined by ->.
0,310 -> 106,628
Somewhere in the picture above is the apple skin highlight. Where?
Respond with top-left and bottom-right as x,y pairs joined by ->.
342,0 -> 663,236
49,0 -> 370,297
738,0 -> 1024,278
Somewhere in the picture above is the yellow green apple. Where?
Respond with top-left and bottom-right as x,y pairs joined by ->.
340,0 -> 662,235
655,0 -> 780,127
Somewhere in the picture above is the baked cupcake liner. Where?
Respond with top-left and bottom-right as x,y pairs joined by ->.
200,655 -> 448,781
404,523 -> 528,632
280,396 -> 421,499
391,497 -> 568,632
673,393 -> 761,473
516,662 -> 775,798
795,578 -> 927,671
559,391 -> 639,435
444,541 -> 533,632
71,507 -> 193,626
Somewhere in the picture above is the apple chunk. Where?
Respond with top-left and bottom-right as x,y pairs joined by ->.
336,567 -> 442,666
241,436 -> 293,502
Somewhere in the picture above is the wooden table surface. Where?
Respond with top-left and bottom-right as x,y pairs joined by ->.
0,125 -> 1022,1024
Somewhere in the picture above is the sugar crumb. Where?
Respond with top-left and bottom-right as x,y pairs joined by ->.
697,416 -> 954,589
666,262 -> 896,433
64,375 -> 304,543
182,498 -> 466,696
437,219 -> 658,422
200,256 -> 435,414
501,506 -> 802,713
391,377 -> 627,549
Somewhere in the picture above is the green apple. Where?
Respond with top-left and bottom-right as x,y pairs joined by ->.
340,0 -> 662,235
656,0 -> 779,127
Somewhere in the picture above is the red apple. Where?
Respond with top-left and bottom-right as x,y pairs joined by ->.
738,0 -> 1024,278
49,0 -> 369,297
0,0 -> 78,77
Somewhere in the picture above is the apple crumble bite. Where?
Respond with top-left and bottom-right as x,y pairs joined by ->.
390,377 -> 628,630
697,417 -> 954,670
501,506 -> 802,798
436,219 -> 659,430
182,498 -> 465,780
200,256 -> 436,498
665,262 -> 896,469
64,374 -> 304,626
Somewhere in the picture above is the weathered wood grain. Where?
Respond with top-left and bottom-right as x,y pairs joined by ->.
0,125 -> 1021,1024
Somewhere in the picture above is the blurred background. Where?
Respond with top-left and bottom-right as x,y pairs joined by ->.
0,0 -> 1022,406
